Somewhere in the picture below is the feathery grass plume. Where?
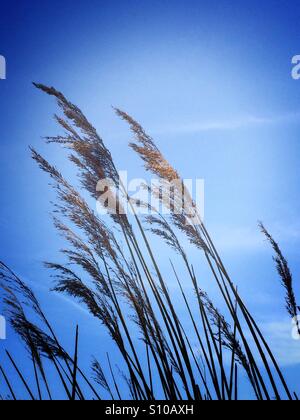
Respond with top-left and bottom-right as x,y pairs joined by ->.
199,290 -> 252,380
31,149 -> 120,259
91,358 -> 114,399
50,268 -> 104,318
33,83 -> 131,232
0,262 -> 68,362
50,265 -> 125,350
259,222 -> 299,328
0,262 -> 45,321
3,289 -> 65,360
2,285 -> 51,399
32,84 -> 116,181
0,261 -> 102,400
0,275 -> 70,400
114,108 -> 211,257
114,108 -> 179,182
145,214 -> 186,259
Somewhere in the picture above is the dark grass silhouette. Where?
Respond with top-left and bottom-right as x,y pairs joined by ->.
0,84 -> 299,400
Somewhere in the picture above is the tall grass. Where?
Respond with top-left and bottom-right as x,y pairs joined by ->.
0,84 -> 298,400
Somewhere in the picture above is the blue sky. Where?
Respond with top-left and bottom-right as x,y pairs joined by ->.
1,0 -> 300,399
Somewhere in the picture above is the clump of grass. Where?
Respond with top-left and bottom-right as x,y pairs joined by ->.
0,85 -> 298,400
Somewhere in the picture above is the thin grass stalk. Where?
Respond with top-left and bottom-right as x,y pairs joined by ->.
178,252 -> 231,399
234,364 -> 238,401
81,239 -> 153,400
170,262 -> 217,399
177,328 -> 204,401
229,294 -> 238,400
124,227 -> 193,399
6,351 -> 35,400
0,365 -> 17,401
39,366 -> 53,400
200,224 -> 291,399
198,295 -> 231,399
76,366 -> 101,400
101,260 -> 153,400
120,184 -> 203,399
51,355 -> 73,400
217,265 -> 283,400
218,320 -> 225,400
146,344 -> 154,398
172,249 -> 225,399
95,234 -> 157,400
197,262 -> 261,400
240,300 -> 293,400
188,266 -> 226,400
107,354 -> 122,400
121,230 -> 181,399
197,296 -> 222,399
55,356 -> 84,400
203,253 -> 268,400
32,351 -> 42,400
127,216 -> 198,399
203,263 -> 262,397
71,326 -> 79,400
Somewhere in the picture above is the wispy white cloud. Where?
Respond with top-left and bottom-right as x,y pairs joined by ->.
154,111 -> 300,135
261,319 -> 300,367
211,222 -> 300,252
212,225 -> 264,251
